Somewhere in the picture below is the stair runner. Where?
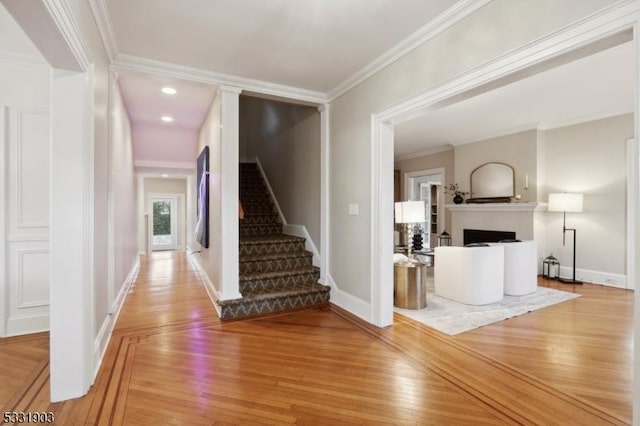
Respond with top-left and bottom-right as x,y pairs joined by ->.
217,163 -> 330,319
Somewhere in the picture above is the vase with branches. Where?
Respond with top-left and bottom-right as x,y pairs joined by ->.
445,183 -> 468,204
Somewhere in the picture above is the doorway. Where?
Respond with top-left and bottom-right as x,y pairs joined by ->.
404,168 -> 444,249
149,195 -> 178,251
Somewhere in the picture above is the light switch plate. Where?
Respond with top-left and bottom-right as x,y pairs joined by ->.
348,203 -> 359,215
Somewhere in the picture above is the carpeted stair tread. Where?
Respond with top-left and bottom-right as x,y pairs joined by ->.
239,266 -> 318,281
240,250 -> 311,262
239,234 -> 304,245
221,283 -> 329,303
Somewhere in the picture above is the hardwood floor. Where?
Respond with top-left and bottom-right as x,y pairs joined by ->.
0,251 -> 633,425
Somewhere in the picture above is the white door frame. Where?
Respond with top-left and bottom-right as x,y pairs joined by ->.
403,167 -> 446,236
0,106 -> 6,337
370,3 -> 640,328
148,193 -> 179,251
628,138 -> 637,291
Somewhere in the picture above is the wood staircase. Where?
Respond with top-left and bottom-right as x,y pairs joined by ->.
217,163 -> 330,319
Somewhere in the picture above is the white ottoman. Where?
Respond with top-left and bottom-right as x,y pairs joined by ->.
494,240 -> 538,296
434,245 -> 504,305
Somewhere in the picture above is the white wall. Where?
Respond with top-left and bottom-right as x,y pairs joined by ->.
240,96 -> 321,247
195,93 -> 223,295
109,78 -> 138,314
329,0 -> 617,307
544,113 -> 633,285
454,130 -> 538,202
132,123 -> 199,164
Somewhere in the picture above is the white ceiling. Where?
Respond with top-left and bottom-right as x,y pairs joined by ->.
106,0 -> 458,93
0,3 -> 41,57
117,72 -> 217,130
3,2 -> 635,165
394,41 -> 635,158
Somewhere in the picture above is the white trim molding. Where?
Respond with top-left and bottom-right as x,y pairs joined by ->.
370,1 -> 640,328
134,160 -> 195,170
87,0 -> 118,60
253,156 -> 287,226
111,54 -> 327,105
557,267 -> 627,289
319,104 -> 329,285
94,259 -> 139,379
188,253 -> 222,317
0,107 -> 6,337
395,145 -> 453,162
627,138 -> 637,291
42,0 -> 92,71
326,275 -> 371,322
445,202 -> 546,212
283,224 -> 319,267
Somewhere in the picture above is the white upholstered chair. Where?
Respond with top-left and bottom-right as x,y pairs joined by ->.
434,245 -> 504,305
493,240 -> 538,296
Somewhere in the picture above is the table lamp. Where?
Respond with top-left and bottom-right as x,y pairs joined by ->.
394,200 -> 425,263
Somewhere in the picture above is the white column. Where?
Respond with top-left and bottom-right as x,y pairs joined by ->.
319,104 -> 329,285
219,86 -> 242,300
371,118 -> 394,327
49,68 -> 94,401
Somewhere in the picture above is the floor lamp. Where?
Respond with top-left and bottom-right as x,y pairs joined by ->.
548,192 -> 583,284
394,200 -> 425,263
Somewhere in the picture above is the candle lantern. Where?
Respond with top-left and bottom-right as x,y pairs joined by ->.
542,254 -> 560,280
438,231 -> 452,247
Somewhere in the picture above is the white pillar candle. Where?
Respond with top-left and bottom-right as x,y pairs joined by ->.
524,174 -> 529,189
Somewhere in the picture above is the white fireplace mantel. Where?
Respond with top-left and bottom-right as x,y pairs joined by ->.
445,202 -> 547,212
446,202 -> 547,259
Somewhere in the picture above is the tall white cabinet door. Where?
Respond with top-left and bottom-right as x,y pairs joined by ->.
3,107 -> 50,336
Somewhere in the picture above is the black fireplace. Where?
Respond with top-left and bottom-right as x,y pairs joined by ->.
464,229 -> 516,245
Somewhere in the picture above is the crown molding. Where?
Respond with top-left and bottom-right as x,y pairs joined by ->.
87,0 -> 118,60
111,54 -> 328,105
42,0 -> 92,71
395,145 -> 453,162
0,49 -> 49,68
327,0 -> 493,101
134,160 -> 195,170
539,109 -> 633,131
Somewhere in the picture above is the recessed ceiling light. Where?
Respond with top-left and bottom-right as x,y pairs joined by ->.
162,174 -> 169,178
161,87 -> 177,95
161,116 -> 174,123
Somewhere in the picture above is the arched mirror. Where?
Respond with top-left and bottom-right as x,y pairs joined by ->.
470,162 -> 515,200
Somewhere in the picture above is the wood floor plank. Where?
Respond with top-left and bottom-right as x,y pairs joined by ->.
0,251 -> 633,424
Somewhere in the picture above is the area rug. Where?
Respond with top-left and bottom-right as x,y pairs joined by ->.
394,287 -> 580,335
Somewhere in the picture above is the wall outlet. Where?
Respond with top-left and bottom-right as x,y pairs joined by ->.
348,203 -> 359,215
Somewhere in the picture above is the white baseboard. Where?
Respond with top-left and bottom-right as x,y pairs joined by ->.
283,224 -> 320,267
326,274 -> 371,323
560,266 -> 627,289
5,314 -> 49,337
93,258 -> 140,379
188,253 -> 222,317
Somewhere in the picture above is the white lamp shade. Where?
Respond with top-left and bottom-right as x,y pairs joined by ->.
394,201 -> 425,223
548,193 -> 583,213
